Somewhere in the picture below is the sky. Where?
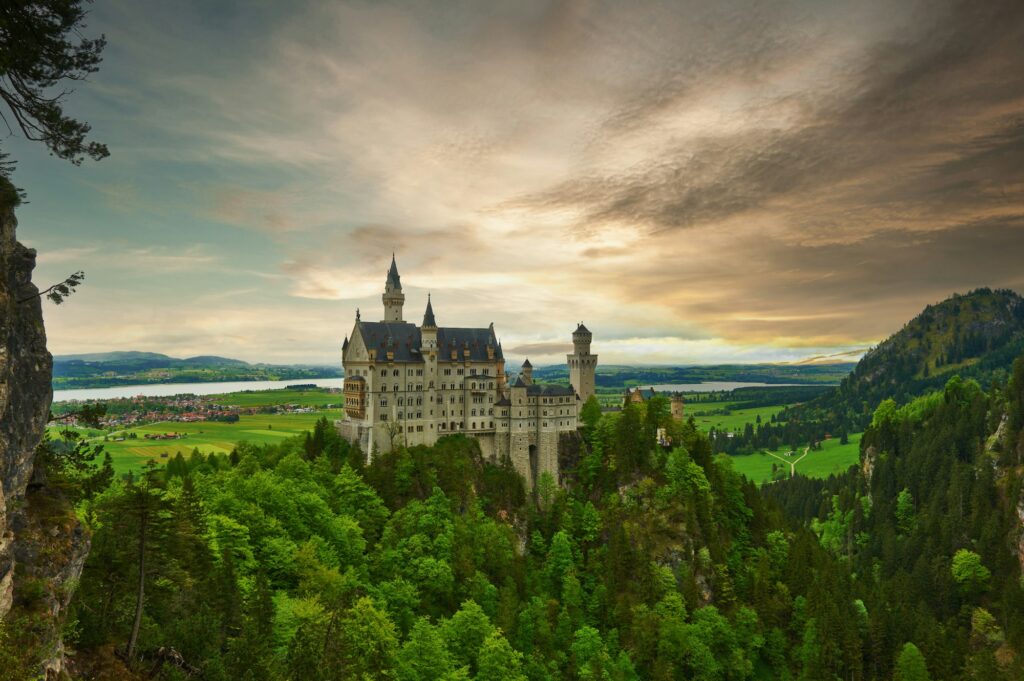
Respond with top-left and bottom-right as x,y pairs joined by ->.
7,0 -> 1024,366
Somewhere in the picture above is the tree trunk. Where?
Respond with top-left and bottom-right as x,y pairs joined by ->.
127,508 -> 147,659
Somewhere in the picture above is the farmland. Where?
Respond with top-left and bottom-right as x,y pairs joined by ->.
51,409 -> 342,475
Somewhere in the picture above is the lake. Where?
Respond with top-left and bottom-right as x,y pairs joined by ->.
53,378 -> 821,403
645,382 -> 811,393
53,377 -> 348,403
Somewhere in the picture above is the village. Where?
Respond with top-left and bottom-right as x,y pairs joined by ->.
52,390 -> 341,430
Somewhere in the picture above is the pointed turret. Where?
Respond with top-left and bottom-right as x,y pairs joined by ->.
382,255 -> 405,322
386,253 -> 402,291
521,358 -> 533,385
422,293 -> 437,328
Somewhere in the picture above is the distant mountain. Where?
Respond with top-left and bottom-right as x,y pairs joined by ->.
181,355 -> 251,367
52,351 -> 342,389
786,287 -> 1024,429
532,362 -> 855,387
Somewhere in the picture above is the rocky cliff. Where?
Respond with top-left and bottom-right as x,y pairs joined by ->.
0,184 -> 89,677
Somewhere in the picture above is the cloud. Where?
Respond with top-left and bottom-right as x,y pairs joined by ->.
23,0 -> 1024,363
507,341 -> 573,356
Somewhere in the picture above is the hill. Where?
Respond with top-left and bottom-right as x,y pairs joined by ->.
785,288 -> 1024,430
52,351 -> 342,389
533,362 -> 855,387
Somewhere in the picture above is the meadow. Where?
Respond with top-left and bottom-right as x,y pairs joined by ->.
727,432 -> 863,485
51,409 -> 341,474
687,401 -> 783,432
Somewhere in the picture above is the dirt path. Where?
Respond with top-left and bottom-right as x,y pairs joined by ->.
767,447 -> 810,477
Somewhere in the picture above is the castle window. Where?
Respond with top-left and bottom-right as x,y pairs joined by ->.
380,369 -> 387,376
416,412 -> 421,419
417,369 -> 423,376
393,369 -> 399,376
444,368 -> 452,376
380,413 -> 388,421
398,398 -> 404,406
471,409 -> 477,416
472,422 -> 476,429
380,398 -> 388,407
471,383 -> 476,390
470,368 -> 477,375
457,369 -> 464,375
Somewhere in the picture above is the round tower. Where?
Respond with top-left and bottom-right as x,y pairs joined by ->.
567,322 -> 597,404
671,393 -> 685,420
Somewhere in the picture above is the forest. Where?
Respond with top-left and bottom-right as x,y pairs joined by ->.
2,356 -> 1023,680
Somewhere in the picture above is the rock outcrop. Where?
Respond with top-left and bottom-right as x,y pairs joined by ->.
1,184 -> 88,677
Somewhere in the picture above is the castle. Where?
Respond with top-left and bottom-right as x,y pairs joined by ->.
338,256 -> 597,488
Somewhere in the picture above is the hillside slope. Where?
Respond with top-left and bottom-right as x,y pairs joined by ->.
787,288 -> 1024,429
52,351 -> 342,389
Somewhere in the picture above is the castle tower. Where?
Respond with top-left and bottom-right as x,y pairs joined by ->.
568,323 -> 596,404
671,393 -> 685,420
421,294 -> 437,348
382,254 -> 405,322
521,358 -> 533,385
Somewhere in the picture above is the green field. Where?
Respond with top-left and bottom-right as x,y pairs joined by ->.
50,410 -> 341,474
688,401 -> 785,433
728,433 -> 863,484
208,387 -> 343,408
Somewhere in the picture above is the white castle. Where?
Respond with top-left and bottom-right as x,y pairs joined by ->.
338,256 -> 597,488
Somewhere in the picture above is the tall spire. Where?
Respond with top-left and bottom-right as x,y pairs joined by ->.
386,253 -> 402,291
423,293 -> 437,328
382,255 -> 405,322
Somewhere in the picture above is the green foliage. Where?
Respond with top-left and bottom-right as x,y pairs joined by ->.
894,642 -> 931,681
63,357 -> 1024,680
951,549 -> 991,595
0,0 -> 108,184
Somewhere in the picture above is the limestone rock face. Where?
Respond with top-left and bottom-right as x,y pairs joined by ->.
0,197 -> 53,621
1,193 -> 88,677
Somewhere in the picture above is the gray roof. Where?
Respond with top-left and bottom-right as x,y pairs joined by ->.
436,326 -> 502,362
356,321 -> 421,362
574,323 -> 591,335
354,320 -> 502,363
526,384 -> 576,397
521,358 -> 532,368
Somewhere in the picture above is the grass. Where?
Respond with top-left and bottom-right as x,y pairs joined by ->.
689,401 -> 785,433
728,433 -> 863,485
49,410 -> 341,475
207,387 -> 343,408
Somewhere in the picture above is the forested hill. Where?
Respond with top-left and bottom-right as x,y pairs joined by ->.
785,288 -> 1024,431
53,351 -> 342,388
